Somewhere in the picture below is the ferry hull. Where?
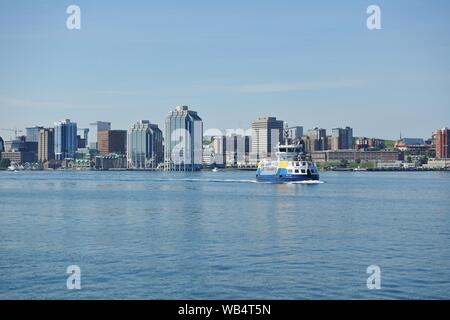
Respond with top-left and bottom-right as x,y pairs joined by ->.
256,172 -> 320,183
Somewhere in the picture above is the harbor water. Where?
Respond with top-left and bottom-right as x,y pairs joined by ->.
0,170 -> 449,299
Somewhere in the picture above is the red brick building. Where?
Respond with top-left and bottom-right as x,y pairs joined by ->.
435,128 -> 449,159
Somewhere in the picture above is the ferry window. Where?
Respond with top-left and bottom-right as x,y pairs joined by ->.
279,148 -> 286,152
295,169 -> 299,173
288,170 -> 292,173
301,169 -> 306,174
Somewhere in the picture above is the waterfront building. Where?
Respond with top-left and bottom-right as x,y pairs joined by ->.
61,158 -> 92,170
89,121 -> 111,149
98,130 -> 127,156
435,128 -> 449,159
376,161 -> 404,170
54,119 -> 77,160
164,106 -> 203,171
1,136 -> 38,164
95,154 -> 127,170
75,147 -> 94,161
0,151 -> 36,164
26,126 -> 43,143
38,128 -> 55,162
251,117 -> 284,161
311,150 -> 401,163
424,158 -> 450,169
127,120 -> 163,169
304,128 -> 327,153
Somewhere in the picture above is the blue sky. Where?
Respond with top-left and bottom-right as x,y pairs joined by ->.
0,0 -> 449,140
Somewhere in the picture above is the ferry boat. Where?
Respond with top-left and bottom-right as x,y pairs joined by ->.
256,142 -> 320,183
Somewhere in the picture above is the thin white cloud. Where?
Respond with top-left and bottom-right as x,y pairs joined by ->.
0,96 -> 106,110
195,79 -> 366,93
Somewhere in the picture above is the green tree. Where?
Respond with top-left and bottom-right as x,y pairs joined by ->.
0,158 -> 11,169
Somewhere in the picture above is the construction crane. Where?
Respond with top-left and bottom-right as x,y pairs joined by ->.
0,128 -> 23,140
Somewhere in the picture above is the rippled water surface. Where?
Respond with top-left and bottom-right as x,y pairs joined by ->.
0,170 -> 449,299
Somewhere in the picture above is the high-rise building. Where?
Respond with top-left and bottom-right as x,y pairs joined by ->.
98,130 -> 127,155
38,128 -> 55,163
212,135 -> 227,166
0,136 -> 4,152
26,126 -> 44,143
77,128 -> 89,148
251,117 -> 284,161
304,128 -> 327,153
54,119 -> 77,160
212,134 -> 251,167
164,106 -> 203,171
435,128 -> 449,159
1,136 -> 37,164
127,121 -> 163,169
331,127 -> 353,150
287,126 -> 304,143
89,121 -> 111,149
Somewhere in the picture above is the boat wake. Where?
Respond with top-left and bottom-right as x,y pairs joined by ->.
287,180 -> 325,185
140,178 -> 324,185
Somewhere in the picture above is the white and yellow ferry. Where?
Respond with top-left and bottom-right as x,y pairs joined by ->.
256,143 -> 320,183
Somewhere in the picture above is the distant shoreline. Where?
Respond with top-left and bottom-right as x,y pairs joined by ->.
1,168 -> 449,173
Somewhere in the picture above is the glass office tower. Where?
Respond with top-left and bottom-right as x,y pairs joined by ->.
54,119 -> 77,160
164,106 -> 203,171
127,120 -> 163,169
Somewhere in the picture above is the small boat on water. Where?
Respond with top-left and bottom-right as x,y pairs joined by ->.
7,164 -> 19,172
212,167 -> 219,172
256,142 -> 320,183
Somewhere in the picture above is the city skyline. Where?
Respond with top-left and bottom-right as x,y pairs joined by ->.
1,1 -> 450,139
0,114 -> 446,143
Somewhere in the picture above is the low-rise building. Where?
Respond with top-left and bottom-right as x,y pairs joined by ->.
95,154 -> 127,170
423,159 -> 450,170
355,137 -> 385,151
0,151 -> 36,164
311,150 -> 401,163
61,158 -> 92,170
377,161 -> 403,169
